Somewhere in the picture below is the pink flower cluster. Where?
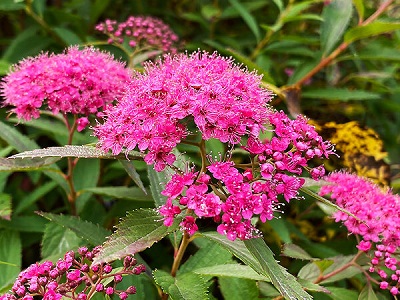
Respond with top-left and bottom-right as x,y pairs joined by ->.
1,46 -> 131,131
94,50 -> 272,170
0,247 -> 144,300
159,112 -> 333,240
95,16 -> 179,53
320,172 -> 400,295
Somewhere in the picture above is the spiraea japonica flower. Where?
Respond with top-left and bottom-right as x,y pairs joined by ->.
1,46 -> 131,131
320,172 -> 400,295
0,246 -> 144,300
94,50 -> 335,240
95,16 -> 179,54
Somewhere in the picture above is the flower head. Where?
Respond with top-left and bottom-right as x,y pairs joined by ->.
1,46 -> 131,130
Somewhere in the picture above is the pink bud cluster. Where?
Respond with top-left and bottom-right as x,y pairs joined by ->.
95,16 -> 179,54
159,111 -> 333,240
94,50 -> 272,170
1,46 -> 131,131
0,246 -> 144,300
320,172 -> 400,295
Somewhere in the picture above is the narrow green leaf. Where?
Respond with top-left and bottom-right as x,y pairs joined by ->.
244,238 -> 312,300
0,0 -> 25,10
281,244 -> 314,261
0,194 -> 11,221
93,209 -> 181,264
228,0 -> 261,42
344,22 -> 400,44
302,88 -> 381,101
38,212 -> 110,246
358,284 -> 378,300
271,0 -> 284,12
220,277 -> 259,300
41,222 -> 82,259
53,27 -> 82,45
0,230 -> 21,291
147,165 -> 168,207
120,160 -> 147,194
320,0 -> 352,55
352,0 -> 364,21
194,264 -> 270,281
14,181 -> 57,214
283,1 -> 316,20
0,216 -> 47,232
0,120 -> 39,152
81,186 -> 152,202
0,157 -> 61,171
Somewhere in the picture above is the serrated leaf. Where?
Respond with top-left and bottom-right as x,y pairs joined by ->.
93,209 -> 181,264
0,230 -> 21,291
37,212 -> 110,246
9,145 -> 143,160
81,187 -> 152,202
0,194 -> 11,220
194,264 -> 270,281
202,232 -> 312,300
281,244 -> 314,261
344,22 -> 400,44
153,269 -> 175,293
119,160 -> 147,194
41,222 -> 82,259
358,284 -> 378,300
228,0 -> 261,42
320,0 -> 352,55
147,165 -> 168,207
220,277 -> 258,300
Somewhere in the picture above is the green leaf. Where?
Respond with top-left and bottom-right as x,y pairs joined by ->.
319,255 -> 363,284
74,158 -> 100,213
93,208 -> 181,264
53,27 -> 82,45
297,279 -> 330,294
327,287 -> 358,300
90,0 -> 111,24
41,222 -> 82,259
219,277 -> 259,300
344,22 -> 400,44
301,88 -> 381,101
281,243 -> 314,261
0,120 -> 39,152
320,0 -> 352,55
193,264 -> 270,281
153,270 -> 209,300
0,156 -> 61,171
119,160 -> 147,194
358,284 -> 378,300
268,218 -> 291,244
147,165 -> 168,207
0,230 -> 21,291
0,216 -> 47,232
14,181 -> 57,214
0,0 -> 25,11
272,0 -> 283,12
228,0 -> 261,42
81,186 -> 152,202
244,238 -> 312,300
202,232 -> 312,300
0,194 -> 11,221
38,212 -> 110,246
352,0 -> 364,21
0,60 -> 11,75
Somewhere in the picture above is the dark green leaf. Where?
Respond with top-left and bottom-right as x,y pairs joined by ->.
282,243 -> 314,261
153,269 -> 175,294
327,287 -> 358,300
0,194 -> 11,221
93,209 -> 181,264
268,218 -> 291,244
0,216 -> 47,232
90,0 -> 111,24
320,0 -> 352,55
53,27 -> 82,45
0,0 -> 24,10
344,22 -> 400,44
302,88 -> 381,101
358,284 -> 378,300
0,230 -> 21,291
81,186 -> 152,202
0,156 -> 61,171
147,165 -> 168,207
120,160 -> 147,194
14,181 -> 57,214
228,0 -> 261,42
220,277 -> 259,300
0,120 -> 39,152
41,222 -> 82,259
38,212 -> 110,246
319,255 -> 363,284
194,264 -> 270,281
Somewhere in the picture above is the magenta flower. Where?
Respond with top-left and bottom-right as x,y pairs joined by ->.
95,16 -> 179,54
1,46 -> 131,130
320,172 -> 400,295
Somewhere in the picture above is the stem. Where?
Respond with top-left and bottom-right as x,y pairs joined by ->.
170,231 -> 192,277
199,139 -> 207,174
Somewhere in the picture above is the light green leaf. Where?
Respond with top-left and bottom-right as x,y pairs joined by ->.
119,160 -> 147,194
0,120 -> 39,152
228,0 -> 261,42
272,0 -> 283,12
344,22 -> 400,44
352,0 -> 364,21
194,264 -> 270,281
0,230 -> 21,291
81,186 -> 152,202
319,255 -> 363,284
327,287 -> 359,300
358,284 -> 378,300
153,269 -> 175,294
320,0 -> 352,55
53,27 -> 82,45
93,209 -> 181,264
282,243 -> 314,261
0,194 -> 11,221
220,277 -> 259,300
41,222 -> 82,259
0,60 -> 11,75
301,88 -> 381,101
297,279 -> 330,294
38,212 -> 110,246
